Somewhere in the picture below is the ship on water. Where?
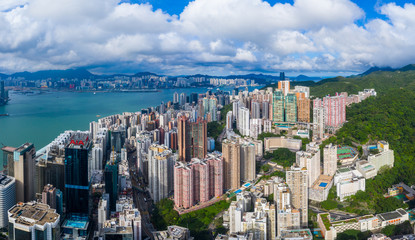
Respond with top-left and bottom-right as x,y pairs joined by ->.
0,80 -> 9,106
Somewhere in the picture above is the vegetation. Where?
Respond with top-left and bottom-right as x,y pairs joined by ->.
319,89 -> 415,213
320,199 -> 338,210
336,230 -> 372,240
220,103 -> 233,122
381,221 -> 412,237
257,132 -> 281,141
264,148 -> 296,168
257,170 -> 286,183
266,193 -> 274,203
261,164 -> 271,173
207,121 -> 224,140
293,135 -> 311,151
152,199 -> 231,240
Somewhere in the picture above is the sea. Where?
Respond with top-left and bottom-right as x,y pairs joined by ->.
0,86 -> 262,158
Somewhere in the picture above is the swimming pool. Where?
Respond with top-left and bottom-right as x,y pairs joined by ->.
319,182 -> 328,187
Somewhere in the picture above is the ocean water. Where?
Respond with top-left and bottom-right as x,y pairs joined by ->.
0,86 -> 261,151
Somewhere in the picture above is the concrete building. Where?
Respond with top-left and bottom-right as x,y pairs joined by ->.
274,183 -> 301,237
0,174 -> 15,228
278,80 -> 290,96
334,167 -> 365,201
308,175 -> 333,202
152,225 -> 192,240
273,90 -> 284,122
10,143 -> 36,203
226,111 -> 233,130
177,115 -> 207,162
286,166 -> 308,227
251,101 -> 261,119
296,143 -> 320,188
355,161 -> 377,179
238,107 -> 250,136
296,92 -> 310,123
323,144 -> 337,176
240,143 -> 256,183
313,106 -> 325,140
264,137 -> 302,152
222,140 -> 241,190
249,119 -> 262,139
8,202 -> 60,240
294,86 -> 310,98
368,141 -> 394,171
148,144 -> 175,203
284,93 -> 297,123
313,94 -> 346,130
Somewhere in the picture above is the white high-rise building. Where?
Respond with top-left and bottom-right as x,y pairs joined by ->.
249,119 -> 262,138
0,174 -> 15,228
173,92 -> 179,104
313,106 -> 325,140
296,143 -> 320,187
238,107 -> 250,136
324,143 -> 337,176
92,146 -> 103,171
148,144 -> 176,202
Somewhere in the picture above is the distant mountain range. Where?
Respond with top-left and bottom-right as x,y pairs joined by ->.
0,68 -> 323,82
1,64 -> 415,82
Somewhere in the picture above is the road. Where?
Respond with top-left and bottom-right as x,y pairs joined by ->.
127,149 -> 156,239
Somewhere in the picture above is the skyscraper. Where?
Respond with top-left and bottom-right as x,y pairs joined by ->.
222,140 -> 241,190
174,161 -> 193,209
12,143 -> 36,203
238,107 -> 250,136
284,93 -> 297,123
41,184 -> 63,216
0,174 -> 15,228
65,132 -> 92,214
240,143 -> 256,183
177,115 -> 207,162
179,93 -> 186,106
296,92 -> 310,123
324,143 -> 338,176
278,80 -> 290,96
273,90 -> 284,122
251,101 -> 261,119
173,92 -> 179,104
313,104 -> 325,139
286,166 -> 308,227
148,144 -> 175,202
105,150 -> 119,211
296,143 -> 321,187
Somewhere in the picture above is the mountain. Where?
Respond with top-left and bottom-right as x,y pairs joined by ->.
0,73 -> 8,79
10,68 -> 95,80
310,65 -> 415,97
360,66 -> 395,76
291,74 -> 322,81
133,72 -> 159,77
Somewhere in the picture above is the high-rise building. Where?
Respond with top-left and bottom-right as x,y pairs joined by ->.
179,93 -> 186,106
177,116 -> 207,162
41,184 -> 63,216
65,132 -> 92,214
251,101 -> 261,119
296,92 -> 310,123
324,144 -> 338,176
274,183 -> 301,237
296,143 -> 321,187
8,202 -> 60,240
148,144 -> 175,203
280,72 -> 286,81
314,94 -> 346,130
222,140 -> 241,190
0,80 -> 8,105
206,153 -> 224,198
173,92 -> 179,104
238,107 -> 250,136
174,161 -> 193,209
273,90 -> 284,122
278,80 -> 290,96
285,93 -> 297,123
226,111 -> 233,130
11,143 -> 36,203
294,86 -> 310,98
286,166 -> 308,227
105,150 -> 119,211
262,101 -> 269,119
240,143 -> 256,183
0,174 -> 15,228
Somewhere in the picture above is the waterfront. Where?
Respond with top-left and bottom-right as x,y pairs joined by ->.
0,86 -> 261,153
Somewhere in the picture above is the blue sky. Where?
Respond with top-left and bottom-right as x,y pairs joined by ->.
0,0 -> 415,76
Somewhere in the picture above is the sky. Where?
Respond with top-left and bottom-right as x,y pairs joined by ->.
0,0 -> 415,76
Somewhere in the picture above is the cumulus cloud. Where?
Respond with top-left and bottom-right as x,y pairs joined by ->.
0,0 -> 414,75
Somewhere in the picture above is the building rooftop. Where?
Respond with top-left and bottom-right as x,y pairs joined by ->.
377,208 -> 406,221
8,202 -> 59,227
0,174 -> 14,187
1,146 -> 16,153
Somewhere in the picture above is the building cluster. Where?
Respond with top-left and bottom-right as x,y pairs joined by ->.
318,208 -> 409,240
0,80 -> 8,105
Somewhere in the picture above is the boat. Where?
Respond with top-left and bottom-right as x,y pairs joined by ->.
0,113 -> 9,117
96,115 -> 101,118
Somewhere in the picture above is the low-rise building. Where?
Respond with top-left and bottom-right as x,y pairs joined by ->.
308,175 -> 333,202
264,137 -> 302,152
152,225 -> 193,240
279,229 -> 313,240
355,160 -> 377,179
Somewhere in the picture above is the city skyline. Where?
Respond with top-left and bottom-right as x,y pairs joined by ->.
0,0 -> 415,76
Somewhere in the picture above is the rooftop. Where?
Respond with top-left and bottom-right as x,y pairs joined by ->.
8,202 -> 59,227
377,208 -> 406,221
0,174 -> 14,187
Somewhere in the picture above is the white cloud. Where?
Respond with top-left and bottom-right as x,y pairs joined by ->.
0,0 -> 414,75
